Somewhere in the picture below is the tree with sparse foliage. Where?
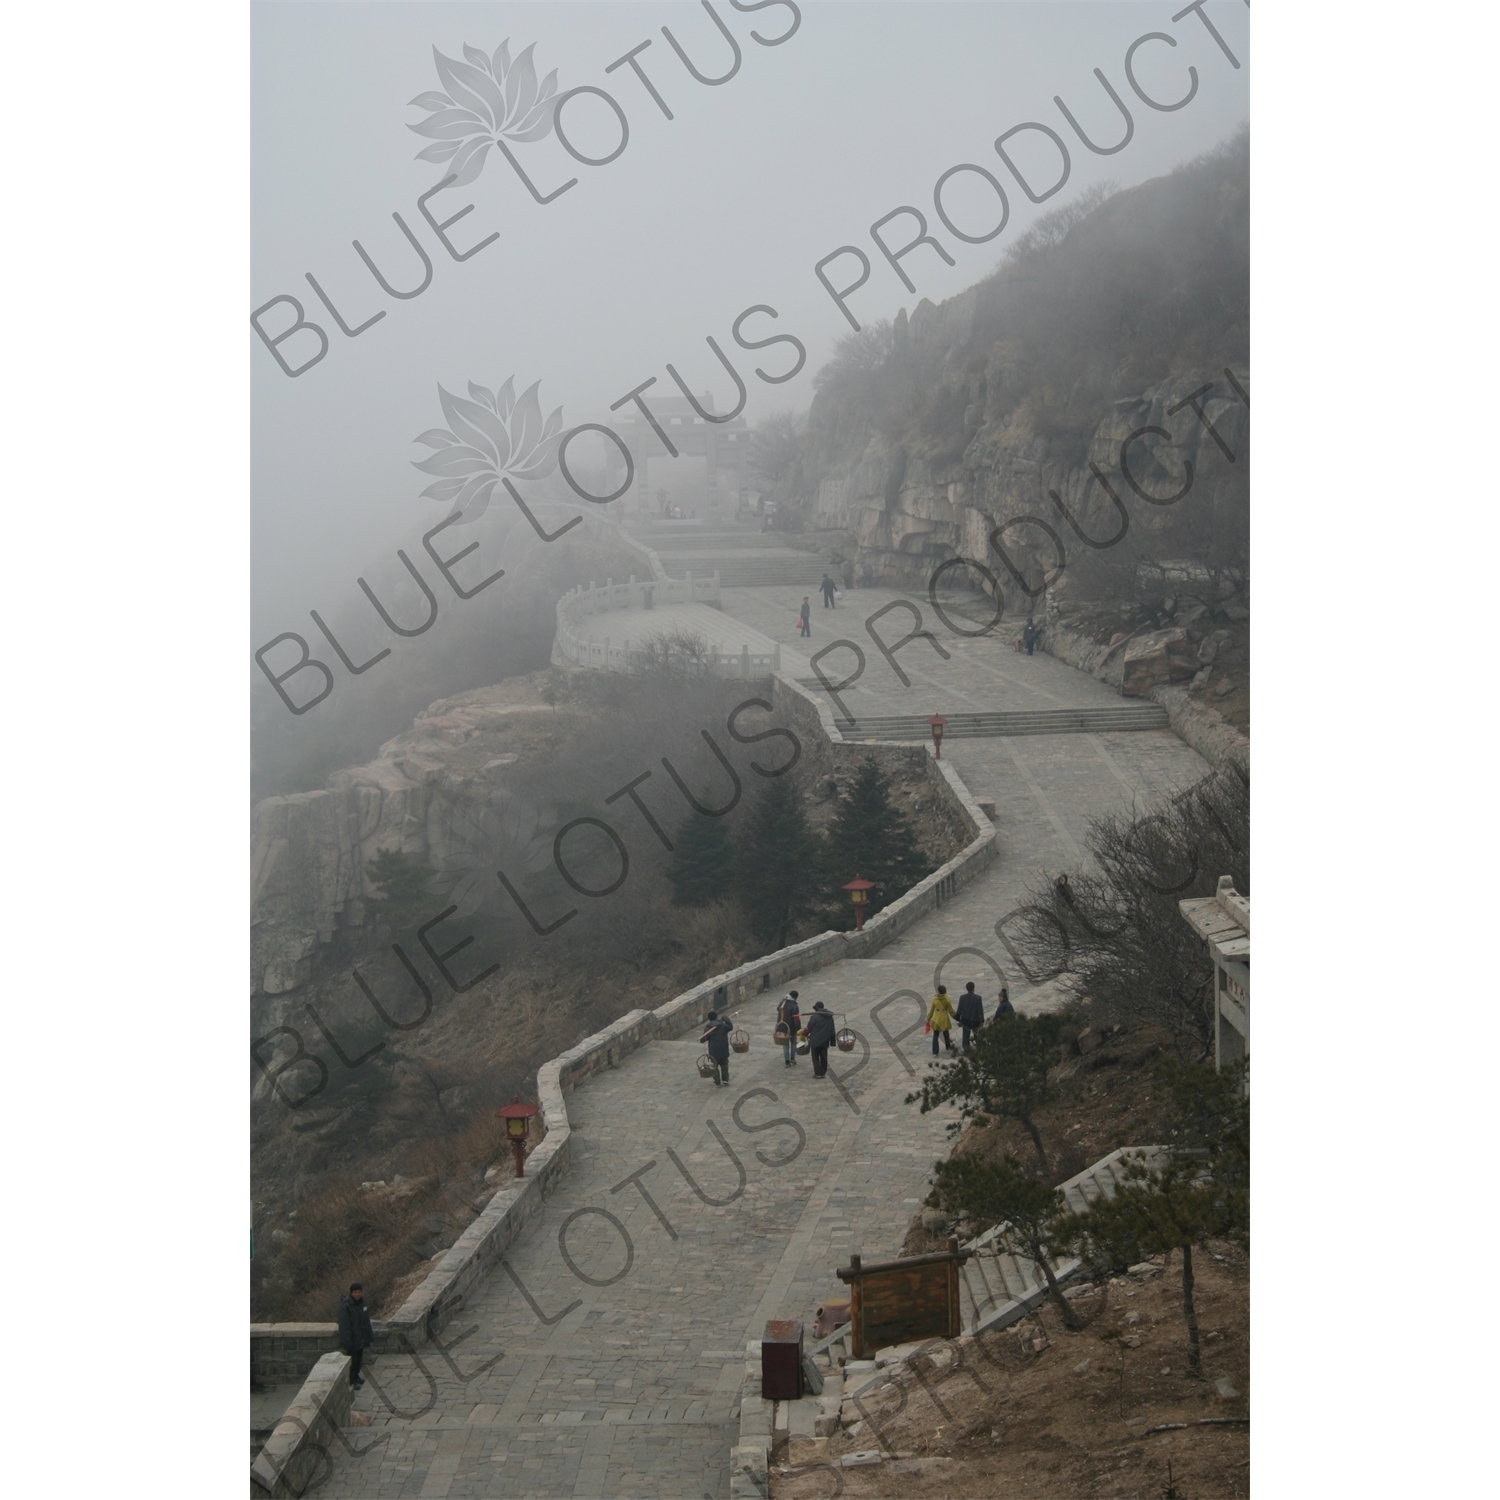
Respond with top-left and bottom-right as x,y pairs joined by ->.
750,411 -> 805,489
364,848 -> 435,937
928,1153 -> 1082,1329
906,1012 -> 1064,1174
1006,767 -> 1249,1059
1052,1058 -> 1247,1373
823,756 -> 932,915
736,778 -> 828,951
665,809 -> 733,908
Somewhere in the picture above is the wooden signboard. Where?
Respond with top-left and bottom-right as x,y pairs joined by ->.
835,1240 -> 968,1358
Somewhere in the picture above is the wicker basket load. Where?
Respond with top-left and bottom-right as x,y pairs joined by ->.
773,1023 -> 790,1045
696,1054 -> 717,1078
730,1028 -> 750,1054
836,1026 -> 857,1052
795,1031 -> 810,1055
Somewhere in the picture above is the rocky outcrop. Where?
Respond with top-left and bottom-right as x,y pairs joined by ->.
250,689 -> 553,996
1120,629 -> 1197,697
793,142 -> 1249,599
1042,620 -> 1248,773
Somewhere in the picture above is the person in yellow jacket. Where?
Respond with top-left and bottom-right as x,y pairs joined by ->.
927,986 -> 956,1055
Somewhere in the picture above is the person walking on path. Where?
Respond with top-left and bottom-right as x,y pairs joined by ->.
842,559 -> 855,592
701,1010 -> 733,1085
777,991 -> 802,1066
805,1001 -> 836,1077
996,985 -> 1015,1018
1022,617 -> 1039,655
956,982 -> 985,1051
337,1283 -> 373,1389
799,597 -> 812,637
820,573 -> 838,608
928,986 -> 956,1054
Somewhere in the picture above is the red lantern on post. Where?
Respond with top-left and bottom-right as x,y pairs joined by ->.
842,874 -> 875,931
927,713 -> 948,760
495,1095 -> 539,1179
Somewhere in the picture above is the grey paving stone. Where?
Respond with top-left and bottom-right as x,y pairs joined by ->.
315,597 -> 1209,1499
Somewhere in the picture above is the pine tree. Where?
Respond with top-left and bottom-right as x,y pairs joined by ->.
665,808 -> 733,907
737,778 -> 827,951
824,756 -> 932,915
364,848 -> 435,937
906,1012 -> 1064,1173
929,1154 -> 1083,1329
1052,1058 -> 1248,1373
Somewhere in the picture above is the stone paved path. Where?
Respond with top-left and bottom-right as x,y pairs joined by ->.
319,586 -> 1209,1498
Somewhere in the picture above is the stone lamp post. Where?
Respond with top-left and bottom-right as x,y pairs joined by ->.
927,713 -> 947,759
842,875 -> 875,931
495,1095 -> 538,1179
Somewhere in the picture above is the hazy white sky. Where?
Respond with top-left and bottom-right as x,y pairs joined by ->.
253,0 -> 1248,627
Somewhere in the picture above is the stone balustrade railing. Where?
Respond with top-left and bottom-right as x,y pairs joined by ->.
553,572 -> 782,676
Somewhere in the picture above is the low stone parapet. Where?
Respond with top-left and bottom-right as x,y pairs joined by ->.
260,654 -> 998,1357
251,1323 -> 340,1386
250,1351 -> 358,1498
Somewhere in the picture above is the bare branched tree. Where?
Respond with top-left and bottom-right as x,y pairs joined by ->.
1001,181 -> 1120,267
1005,765 -> 1249,1059
811,320 -> 895,389
749,410 -> 806,488
633,627 -> 720,679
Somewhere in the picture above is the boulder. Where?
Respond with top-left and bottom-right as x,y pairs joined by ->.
1120,629 -> 1197,696
788,1436 -> 829,1464
1196,629 -> 1231,665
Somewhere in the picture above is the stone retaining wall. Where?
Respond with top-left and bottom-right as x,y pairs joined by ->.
251,1323 -> 342,1386
371,673 -> 997,1346
251,1351 -> 355,1498
1042,621 -> 1249,772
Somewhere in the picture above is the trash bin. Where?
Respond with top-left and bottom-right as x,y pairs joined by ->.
761,1319 -> 804,1401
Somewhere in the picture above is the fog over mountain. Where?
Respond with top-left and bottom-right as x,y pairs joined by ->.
253,0 -> 1249,645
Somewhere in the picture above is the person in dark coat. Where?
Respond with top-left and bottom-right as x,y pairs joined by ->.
821,573 -> 838,608
1022,617 -> 1039,655
701,1010 -> 733,1085
777,990 -> 801,1067
842,559 -> 855,591
799,597 -> 812,637
337,1283 -> 374,1388
805,1001 -> 837,1077
956,982 -> 985,1050
996,985 -> 1015,1018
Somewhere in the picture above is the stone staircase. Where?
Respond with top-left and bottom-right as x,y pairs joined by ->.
632,521 -> 828,588
828,706 -> 1170,740
731,1148 -> 1168,1493
955,1146 -> 1168,1336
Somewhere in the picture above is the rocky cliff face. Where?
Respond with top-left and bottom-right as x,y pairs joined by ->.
796,134 -> 1250,602
250,681 -> 556,996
